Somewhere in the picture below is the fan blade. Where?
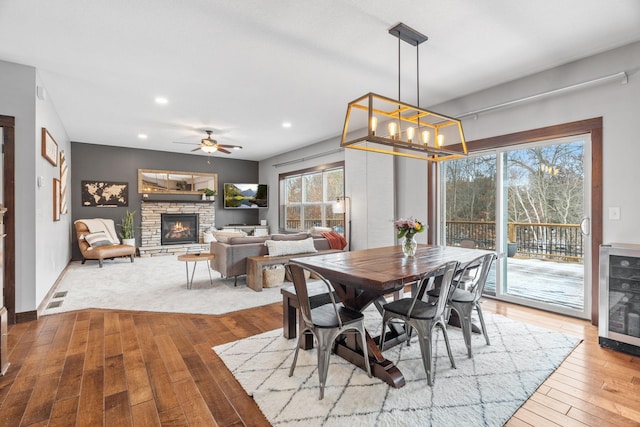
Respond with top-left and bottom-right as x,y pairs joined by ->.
218,147 -> 231,154
219,144 -> 243,150
191,147 -> 202,152
173,141 -> 199,145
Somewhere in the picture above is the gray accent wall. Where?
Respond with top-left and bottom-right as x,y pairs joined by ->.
71,142 -> 261,260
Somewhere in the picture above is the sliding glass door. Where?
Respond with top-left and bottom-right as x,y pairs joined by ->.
442,135 -> 591,319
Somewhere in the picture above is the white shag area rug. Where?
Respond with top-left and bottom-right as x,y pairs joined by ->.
43,255 -> 284,315
214,310 -> 580,426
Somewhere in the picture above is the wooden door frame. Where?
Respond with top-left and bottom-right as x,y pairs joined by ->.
0,115 -> 15,323
429,117 -> 603,325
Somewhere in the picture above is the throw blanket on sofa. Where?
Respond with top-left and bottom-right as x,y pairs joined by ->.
75,218 -> 120,244
322,231 -> 347,250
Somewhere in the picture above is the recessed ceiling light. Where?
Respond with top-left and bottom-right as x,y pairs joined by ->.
155,96 -> 168,105
282,122 -> 292,128
138,133 -> 148,139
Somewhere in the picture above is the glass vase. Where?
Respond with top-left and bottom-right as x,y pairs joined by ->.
402,234 -> 418,258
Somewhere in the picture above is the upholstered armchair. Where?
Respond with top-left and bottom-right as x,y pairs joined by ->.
75,219 -> 135,267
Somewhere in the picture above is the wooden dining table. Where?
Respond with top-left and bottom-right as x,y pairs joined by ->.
293,244 -> 491,388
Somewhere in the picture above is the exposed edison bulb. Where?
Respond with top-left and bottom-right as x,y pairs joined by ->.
422,130 -> 431,146
436,134 -> 444,148
388,122 -> 397,140
370,116 -> 378,135
407,127 -> 415,143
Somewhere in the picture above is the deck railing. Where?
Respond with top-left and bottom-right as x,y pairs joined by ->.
284,218 -> 582,262
446,220 -> 583,263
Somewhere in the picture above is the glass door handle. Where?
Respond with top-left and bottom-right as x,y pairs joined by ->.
580,217 -> 590,235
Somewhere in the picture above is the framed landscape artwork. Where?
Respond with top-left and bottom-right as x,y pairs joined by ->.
81,180 -> 129,207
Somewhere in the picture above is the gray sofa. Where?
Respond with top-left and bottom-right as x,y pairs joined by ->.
210,233 -> 332,285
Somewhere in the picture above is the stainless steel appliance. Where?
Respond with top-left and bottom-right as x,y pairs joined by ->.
599,243 -> 640,356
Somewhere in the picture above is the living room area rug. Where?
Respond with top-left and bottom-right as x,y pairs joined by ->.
42,255 -> 284,316
214,310 -> 581,426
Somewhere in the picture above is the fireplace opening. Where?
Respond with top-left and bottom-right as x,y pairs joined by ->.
161,213 -> 199,245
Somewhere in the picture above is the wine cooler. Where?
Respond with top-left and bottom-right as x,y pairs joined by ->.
599,243 -> 640,356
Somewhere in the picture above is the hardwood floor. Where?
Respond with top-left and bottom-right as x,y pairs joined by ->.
0,299 -> 638,426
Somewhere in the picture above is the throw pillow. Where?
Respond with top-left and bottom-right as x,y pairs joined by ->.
309,226 -> 332,235
84,231 -> 113,249
212,230 -> 247,243
265,237 -> 317,257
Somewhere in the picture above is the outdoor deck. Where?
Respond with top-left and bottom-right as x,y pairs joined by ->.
484,256 -> 584,311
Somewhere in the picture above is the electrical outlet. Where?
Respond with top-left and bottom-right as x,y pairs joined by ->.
608,207 -> 621,220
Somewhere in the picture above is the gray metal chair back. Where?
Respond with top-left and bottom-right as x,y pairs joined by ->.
449,253 -> 497,357
285,261 -> 371,399
379,260 -> 459,385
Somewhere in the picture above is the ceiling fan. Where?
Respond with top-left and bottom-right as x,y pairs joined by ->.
174,130 -> 242,154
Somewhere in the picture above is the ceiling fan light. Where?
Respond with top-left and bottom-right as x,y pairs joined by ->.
201,145 -> 217,153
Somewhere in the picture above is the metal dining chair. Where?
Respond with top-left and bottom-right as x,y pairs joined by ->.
428,253 -> 497,358
285,262 -> 371,400
379,261 -> 459,385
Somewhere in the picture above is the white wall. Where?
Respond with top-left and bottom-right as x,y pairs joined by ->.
0,60 -> 71,314
434,41 -> 640,245
345,149 -> 396,249
34,71 -> 72,308
393,155 -> 429,245
0,60 -> 37,314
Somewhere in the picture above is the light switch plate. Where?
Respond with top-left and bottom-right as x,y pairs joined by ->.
608,207 -> 621,220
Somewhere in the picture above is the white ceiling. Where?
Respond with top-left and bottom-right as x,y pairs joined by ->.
1,0 -> 639,161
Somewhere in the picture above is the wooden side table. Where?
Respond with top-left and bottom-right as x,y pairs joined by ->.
177,253 -> 215,289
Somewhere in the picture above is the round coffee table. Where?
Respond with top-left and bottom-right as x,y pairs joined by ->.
177,253 -> 215,289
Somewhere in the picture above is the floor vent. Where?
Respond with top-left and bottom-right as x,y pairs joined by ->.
46,300 -> 63,309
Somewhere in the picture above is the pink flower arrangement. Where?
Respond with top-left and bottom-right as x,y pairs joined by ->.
394,218 -> 426,239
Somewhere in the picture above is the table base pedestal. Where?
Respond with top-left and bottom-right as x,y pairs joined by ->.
334,341 -> 405,388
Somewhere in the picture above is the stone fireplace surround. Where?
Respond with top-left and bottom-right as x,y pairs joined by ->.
139,201 -> 214,257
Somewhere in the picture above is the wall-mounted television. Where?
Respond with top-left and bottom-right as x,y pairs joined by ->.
223,183 -> 268,209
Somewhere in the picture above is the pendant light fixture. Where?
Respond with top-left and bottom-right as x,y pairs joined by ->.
340,23 -> 467,161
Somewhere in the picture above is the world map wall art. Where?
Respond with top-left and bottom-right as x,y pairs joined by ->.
81,181 -> 129,207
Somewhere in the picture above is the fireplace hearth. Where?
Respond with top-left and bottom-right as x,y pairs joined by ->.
161,213 -> 199,245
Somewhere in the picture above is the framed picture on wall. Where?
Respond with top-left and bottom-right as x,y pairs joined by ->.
81,180 -> 129,207
59,151 -> 68,214
41,128 -> 58,166
53,178 -> 60,221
